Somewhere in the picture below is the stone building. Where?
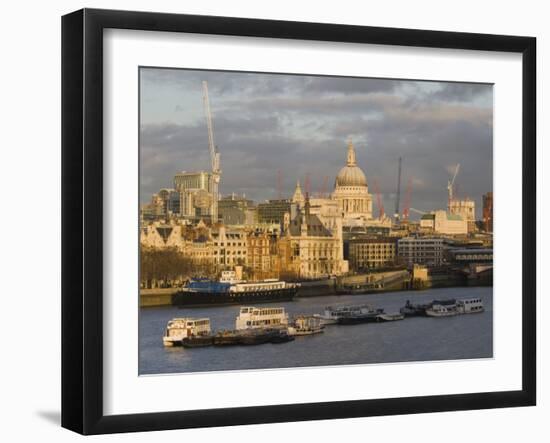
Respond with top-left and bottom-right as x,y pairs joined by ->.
419,210 -> 468,236
140,220 -> 186,249
348,237 -> 397,271
278,197 -> 348,279
247,230 -> 276,279
397,236 -> 445,268
211,225 -> 248,268
332,140 -> 373,225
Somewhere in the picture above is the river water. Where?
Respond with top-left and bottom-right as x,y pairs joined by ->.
139,286 -> 492,375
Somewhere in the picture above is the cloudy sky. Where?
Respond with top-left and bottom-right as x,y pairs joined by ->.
140,68 -> 493,219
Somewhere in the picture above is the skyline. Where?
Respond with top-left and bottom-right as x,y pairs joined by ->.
140,68 -> 493,219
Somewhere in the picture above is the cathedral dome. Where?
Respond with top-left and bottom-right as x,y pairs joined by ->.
336,165 -> 367,187
335,140 -> 367,188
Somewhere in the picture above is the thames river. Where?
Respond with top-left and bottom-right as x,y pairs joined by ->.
139,286 -> 492,375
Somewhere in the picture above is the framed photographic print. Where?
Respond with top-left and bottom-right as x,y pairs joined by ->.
61,8 -> 536,435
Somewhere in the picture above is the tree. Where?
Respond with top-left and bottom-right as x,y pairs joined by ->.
140,246 -> 194,288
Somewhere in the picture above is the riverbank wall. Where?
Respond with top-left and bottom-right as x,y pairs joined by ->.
139,270 -> 491,307
140,288 -> 176,307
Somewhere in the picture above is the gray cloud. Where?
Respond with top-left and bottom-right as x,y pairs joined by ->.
140,68 -> 493,219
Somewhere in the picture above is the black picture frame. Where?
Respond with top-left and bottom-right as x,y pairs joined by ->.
61,8 -> 536,435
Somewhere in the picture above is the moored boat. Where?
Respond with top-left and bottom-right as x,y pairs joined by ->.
288,315 -> 324,336
376,313 -> 405,322
337,305 -> 385,325
314,304 -> 382,325
425,303 -> 458,317
162,317 -> 212,347
456,298 -> 484,314
173,271 -> 299,307
400,298 -> 456,317
235,306 -> 289,330
400,300 -> 430,317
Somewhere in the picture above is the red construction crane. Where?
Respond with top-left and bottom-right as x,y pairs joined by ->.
372,178 -> 384,219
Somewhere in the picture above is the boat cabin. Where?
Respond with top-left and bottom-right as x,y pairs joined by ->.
235,307 -> 289,330
456,298 -> 484,313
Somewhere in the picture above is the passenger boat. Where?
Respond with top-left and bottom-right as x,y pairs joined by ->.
288,315 -> 324,336
376,313 -> 405,322
235,306 -> 289,330
173,271 -> 299,307
336,305 -> 385,325
162,317 -> 212,347
456,298 -> 484,314
425,303 -> 458,317
314,304 -> 381,325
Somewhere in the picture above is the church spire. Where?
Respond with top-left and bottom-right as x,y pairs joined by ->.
292,180 -> 305,206
346,138 -> 357,166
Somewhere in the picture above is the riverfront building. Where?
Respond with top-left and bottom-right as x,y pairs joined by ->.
398,236 -> 445,268
348,237 -> 397,271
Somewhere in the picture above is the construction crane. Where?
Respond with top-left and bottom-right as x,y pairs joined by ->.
447,163 -> 460,205
394,157 -> 402,222
202,81 -> 221,223
410,207 -> 428,215
372,179 -> 384,219
319,175 -> 329,198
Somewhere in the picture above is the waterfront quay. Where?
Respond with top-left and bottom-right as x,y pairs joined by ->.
139,286 -> 492,375
140,267 -> 491,308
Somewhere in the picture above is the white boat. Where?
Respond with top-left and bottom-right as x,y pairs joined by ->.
425,303 -> 458,317
314,304 -> 379,325
288,315 -> 324,336
376,313 -> 405,322
162,317 -> 211,347
235,306 -> 289,330
456,298 -> 484,314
